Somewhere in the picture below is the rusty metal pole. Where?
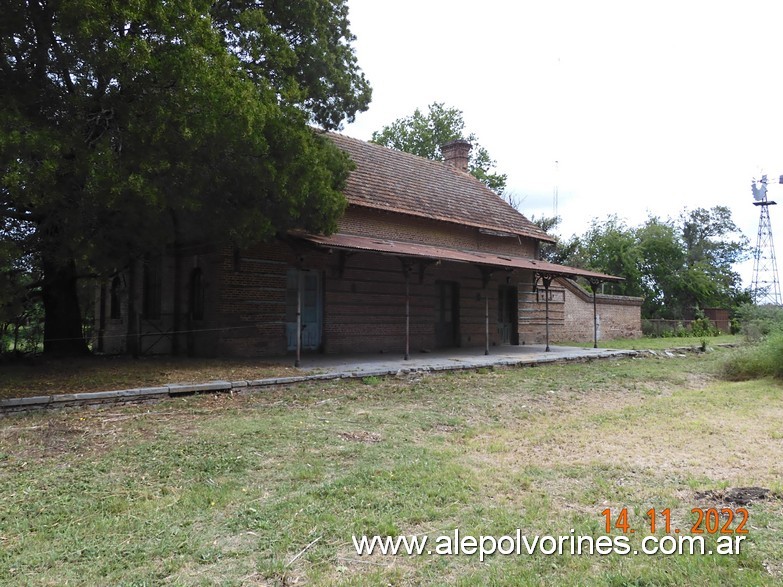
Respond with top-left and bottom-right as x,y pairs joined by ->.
405,273 -> 410,360
588,278 -> 602,349
485,290 -> 490,355
542,275 -> 552,352
295,271 -> 303,367
593,289 -> 598,348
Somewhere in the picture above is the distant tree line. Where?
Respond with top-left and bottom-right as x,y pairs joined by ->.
536,206 -> 751,320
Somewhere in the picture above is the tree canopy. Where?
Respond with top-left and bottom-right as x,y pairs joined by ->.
1,0 -> 371,354
555,206 -> 750,319
370,102 -> 507,194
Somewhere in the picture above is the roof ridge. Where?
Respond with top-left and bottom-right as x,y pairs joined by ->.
324,131 -> 553,242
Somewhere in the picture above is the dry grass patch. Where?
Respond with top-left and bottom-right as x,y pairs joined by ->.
1,351 -> 782,586
338,430 -> 382,443
466,376 -> 783,497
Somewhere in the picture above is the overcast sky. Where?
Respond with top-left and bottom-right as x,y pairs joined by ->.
341,0 -> 783,285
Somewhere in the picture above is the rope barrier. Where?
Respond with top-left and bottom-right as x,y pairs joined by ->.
20,324 -> 262,344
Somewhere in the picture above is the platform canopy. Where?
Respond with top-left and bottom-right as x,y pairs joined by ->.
295,232 -> 623,282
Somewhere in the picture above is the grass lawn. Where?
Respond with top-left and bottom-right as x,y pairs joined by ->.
566,334 -> 744,351
0,356 -> 298,400
1,348 -> 781,585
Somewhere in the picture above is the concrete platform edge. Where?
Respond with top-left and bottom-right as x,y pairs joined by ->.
0,348 -> 642,414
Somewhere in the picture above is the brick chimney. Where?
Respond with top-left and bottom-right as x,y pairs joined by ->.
441,139 -> 471,172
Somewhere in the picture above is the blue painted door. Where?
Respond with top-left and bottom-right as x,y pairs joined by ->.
286,270 -> 322,351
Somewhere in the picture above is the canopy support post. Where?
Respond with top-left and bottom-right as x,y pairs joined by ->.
399,258 -> 414,360
588,278 -> 603,349
538,273 -> 554,352
295,270 -> 303,367
480,267 -> 493,356
485,293 -> 490,356
405,273 -> 410,360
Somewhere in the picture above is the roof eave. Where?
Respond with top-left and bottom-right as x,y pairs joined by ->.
291,231 -> 622,282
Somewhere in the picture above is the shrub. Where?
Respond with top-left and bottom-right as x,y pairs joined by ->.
729,318 -> 741,335
687,308 -> 720,338
722,331 -> 783,380
735,304 -> 783,341
641,318 -> 720,338
690,316 -> 719,338
641,319 -> 672,338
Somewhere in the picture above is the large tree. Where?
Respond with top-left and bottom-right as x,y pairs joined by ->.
1,0 -> 371,354
370,102 -> 507,194
678,206 -> 749,311
562,216 -> 645,298
635,217 -> 689,318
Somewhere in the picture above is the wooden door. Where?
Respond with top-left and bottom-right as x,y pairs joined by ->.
497,285 -> 518,344
435,281 -> 460,347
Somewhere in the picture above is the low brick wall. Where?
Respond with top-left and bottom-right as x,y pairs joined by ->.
553,279 -> 642,342
519,277 -> 642,344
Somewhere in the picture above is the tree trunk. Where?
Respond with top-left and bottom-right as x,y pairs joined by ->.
12,322 -> 20,353
41,255 -> 89,355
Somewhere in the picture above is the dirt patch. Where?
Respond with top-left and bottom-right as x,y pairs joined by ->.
434,424 -> 457,433
694,487 -> 779,506
337,431 -> 382,443
42,421 -> 88,450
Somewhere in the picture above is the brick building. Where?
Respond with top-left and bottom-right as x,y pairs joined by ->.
94,133 -> 641,358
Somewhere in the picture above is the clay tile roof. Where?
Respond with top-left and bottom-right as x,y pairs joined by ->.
325,132 -> 555,243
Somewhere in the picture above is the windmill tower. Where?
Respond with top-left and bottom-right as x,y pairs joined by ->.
750,175 -> 782,305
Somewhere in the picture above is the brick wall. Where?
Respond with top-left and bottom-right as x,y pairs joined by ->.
322,253 -> 531,355
518,277 -> 642,344
212,226 -> 544,358
95,209 -> 642,358
214,240 -> 308,357
338,206 -> 539,257
703,308 -> 731,332
517,275 -> 566,345
95,276 -> 129,355
94,243 -> 223,356
556,279 -> 642,341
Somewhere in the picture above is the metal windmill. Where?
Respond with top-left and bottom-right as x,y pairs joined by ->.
750,175 -> 782,305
